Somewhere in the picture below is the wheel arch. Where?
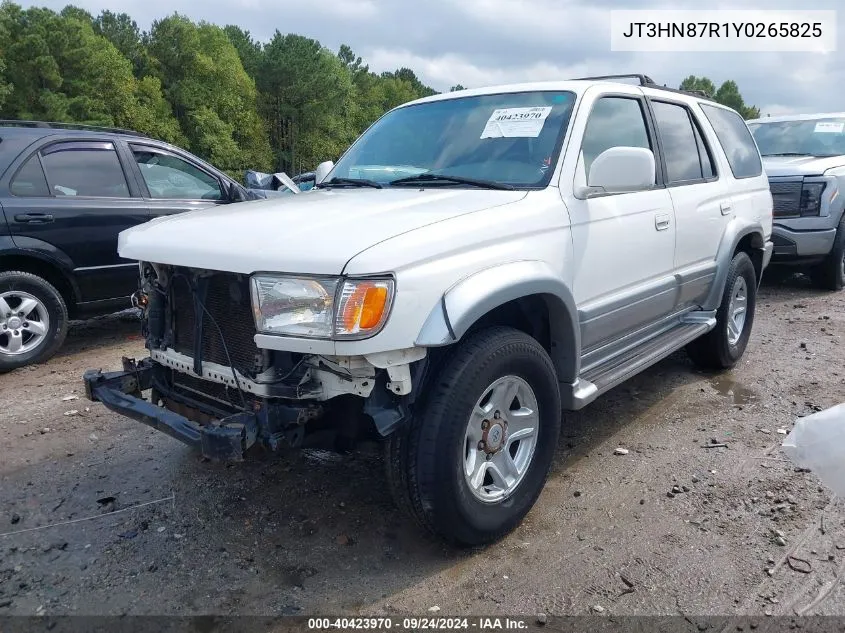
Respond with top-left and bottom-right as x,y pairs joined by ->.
415,261 -> 580,383
703,221 -> 766,310
0,239 -> 79,316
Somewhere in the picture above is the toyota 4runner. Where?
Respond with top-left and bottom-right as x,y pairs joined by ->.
748,113 -> 845,290
84,75 -> 773,545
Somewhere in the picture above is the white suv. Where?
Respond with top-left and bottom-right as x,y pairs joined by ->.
84,74 -> 773,545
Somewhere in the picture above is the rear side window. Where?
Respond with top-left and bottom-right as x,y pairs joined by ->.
10,154 -> 50,197
651,101 -> 707,183
700,104 -> 763,179
41,142 -> 130,197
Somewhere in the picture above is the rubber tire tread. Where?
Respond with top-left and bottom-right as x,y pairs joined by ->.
385,326 -> 561,546
810,216 -> 845,291
686,252 -> 756,371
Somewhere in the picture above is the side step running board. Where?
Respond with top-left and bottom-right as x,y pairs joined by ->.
564,317 -> 715,410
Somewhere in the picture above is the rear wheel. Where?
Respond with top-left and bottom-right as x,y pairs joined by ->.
386,327 -> 561,546
809,217 -> 845,291
686,251 -> 757,370
0,271 -> 68,373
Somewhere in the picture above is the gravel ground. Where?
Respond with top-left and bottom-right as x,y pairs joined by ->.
1,274 -> 845,617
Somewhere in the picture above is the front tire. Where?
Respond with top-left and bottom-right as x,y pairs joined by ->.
686,251 -> 757,370
386,327 -> 561,546
810,216 -> 845,291
0,271 -> 68,373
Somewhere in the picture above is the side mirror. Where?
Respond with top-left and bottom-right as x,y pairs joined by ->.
226,181 -> 246,203
314,161 -> 335,185
581,147 -> 655,197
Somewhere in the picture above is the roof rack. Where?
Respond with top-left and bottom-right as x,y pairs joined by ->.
570,74 -> 715,102
0,120 -> 147,137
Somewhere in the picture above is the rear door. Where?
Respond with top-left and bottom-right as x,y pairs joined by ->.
647,98 -> 730,309
2,139 -> 148,302
125,143 -> 230,219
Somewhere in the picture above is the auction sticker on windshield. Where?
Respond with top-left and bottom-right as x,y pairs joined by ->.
481,106 -> 553,139
814,121 -> 845,134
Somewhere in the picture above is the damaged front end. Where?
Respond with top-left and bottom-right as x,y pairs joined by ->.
84,263 -> 424,461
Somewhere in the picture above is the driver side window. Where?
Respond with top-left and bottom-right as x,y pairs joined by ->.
581,96 -> 653,180
131,146 -> 223,201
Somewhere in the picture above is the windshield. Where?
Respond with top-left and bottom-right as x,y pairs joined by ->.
327,91 -> 577,188
749,117 -> 845,157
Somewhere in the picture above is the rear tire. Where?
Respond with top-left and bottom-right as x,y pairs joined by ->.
809,217 -> 845,291
385,327 -> 561,546
0,271 -> 68,373
686,251 -> 757,371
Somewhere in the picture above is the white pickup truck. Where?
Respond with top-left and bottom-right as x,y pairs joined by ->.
84,74 -> 773,545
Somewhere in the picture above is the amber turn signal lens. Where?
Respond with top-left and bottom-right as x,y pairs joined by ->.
337,279 -> 392,336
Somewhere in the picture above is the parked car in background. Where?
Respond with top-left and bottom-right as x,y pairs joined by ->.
748,113 -> 845,290
0,121 -> 250,372
244,169 -> 316,195
85,75 -> 772,545
292,171 -> 316,191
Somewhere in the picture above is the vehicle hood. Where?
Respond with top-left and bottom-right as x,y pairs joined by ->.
762,155 -> 845,177
118,188 -> 527,275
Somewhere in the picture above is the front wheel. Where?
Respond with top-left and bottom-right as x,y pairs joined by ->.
0,271 -> 68,373
810,217 -> 845,291
686,251 -> 757,370
385,327 -> 561,546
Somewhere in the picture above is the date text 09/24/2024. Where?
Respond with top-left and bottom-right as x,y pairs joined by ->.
307,617 -> 531,630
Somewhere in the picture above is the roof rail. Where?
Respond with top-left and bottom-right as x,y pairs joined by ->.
573,74 -> 657,86
570,74 -> 716,102
0,120 -> 147,137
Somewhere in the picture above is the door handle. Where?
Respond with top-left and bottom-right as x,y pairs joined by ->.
720,201 -> 732,215
655,213 -> 671,231
14,213 -> 54,224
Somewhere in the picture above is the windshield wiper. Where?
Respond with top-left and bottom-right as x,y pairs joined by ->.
317,177 -> 383,189
389,173 -> 515,191
761,152 -> 812,157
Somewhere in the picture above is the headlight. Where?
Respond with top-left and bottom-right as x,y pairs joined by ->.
250,276 -> 339,338
250,275 -> 394,340
800,181 -> 826,216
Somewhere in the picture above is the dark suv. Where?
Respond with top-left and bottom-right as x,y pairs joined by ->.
0,121 -> 249,371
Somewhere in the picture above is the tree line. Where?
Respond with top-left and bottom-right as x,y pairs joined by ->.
0,2 -> 762,178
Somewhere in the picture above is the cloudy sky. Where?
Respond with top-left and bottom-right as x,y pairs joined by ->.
21,0 -> 844,116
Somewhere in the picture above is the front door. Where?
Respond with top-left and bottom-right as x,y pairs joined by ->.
561,89 -> 677,352
126,143 -> 229,220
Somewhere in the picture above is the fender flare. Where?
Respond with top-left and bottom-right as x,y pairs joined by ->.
415,260 -> 581,382
702,219 -> 766,310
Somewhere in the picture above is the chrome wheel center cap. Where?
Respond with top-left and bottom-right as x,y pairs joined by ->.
482,421 -> 506,453
6,316 -> 21,330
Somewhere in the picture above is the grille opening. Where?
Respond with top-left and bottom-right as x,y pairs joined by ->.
770,181 -> 803,217
170,272 -> 263,377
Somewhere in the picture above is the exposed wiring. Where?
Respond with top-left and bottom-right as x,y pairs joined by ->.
276,356 -> 307,384
171,272 -> 249,412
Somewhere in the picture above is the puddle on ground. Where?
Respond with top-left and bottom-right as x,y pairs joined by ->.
709,374 -> 759,405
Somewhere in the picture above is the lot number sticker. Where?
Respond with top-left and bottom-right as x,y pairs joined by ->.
481,106 -> 553,139
814,121 -> 845,134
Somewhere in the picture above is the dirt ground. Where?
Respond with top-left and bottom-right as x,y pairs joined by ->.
2,273 -> 845,618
